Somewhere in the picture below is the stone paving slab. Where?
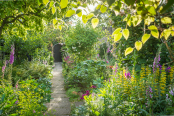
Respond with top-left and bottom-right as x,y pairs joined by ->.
46,62 -> 71,116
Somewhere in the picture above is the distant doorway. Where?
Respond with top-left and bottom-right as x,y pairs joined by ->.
53,44 -> 62,62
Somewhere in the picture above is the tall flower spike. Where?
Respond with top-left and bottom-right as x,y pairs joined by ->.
9,44 -> 15,64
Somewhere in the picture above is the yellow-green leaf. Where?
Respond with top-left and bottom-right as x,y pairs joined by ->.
147,6 -> 156,15
169,26 -> 174,36
100,5 -> 107,13
142,34 -> 151,44
161,17 -> 172,24
112,28 -> 122,35
60,0 -> 68,9
114,32 -> 122,43
77,11 -> 82,17
53,19 -> 57,25
87,13 -> 94,19
58,25 -> 62,31
66,10 -> 75,17
148,25 -> 159,39
122,29 -> 129,40
43,0 -> 49,5
96,4 -> 101,10
135,41 -> 142,51
91,18 -> 99,28
82,15 -> 88,24
163,29 -> 171,40
49,1 -> 54,8
52,7 -> 56,14
125,47 -> 134,56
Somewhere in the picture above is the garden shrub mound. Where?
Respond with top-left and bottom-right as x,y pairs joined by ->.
63,59 -> 109,92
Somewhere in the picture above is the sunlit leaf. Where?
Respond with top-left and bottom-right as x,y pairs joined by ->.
163,29 -> 171,40
82,15 -> 88,24
107,0 -> 115,6
122,29 -> 129,40
43,0 -> 49,5
91,18 -> 99,28
112,28 -> 122,35
148,25 -> 159,39
53,19 -> 57,25
161,17 -> 172,24
96,5 -> 101,10
49,1 -> 54,8
87,13 -> 94,19
142,34 -> 151,44
52,7 -> 56,14
169,26 -> 174,36
100,5 -> 107,13
147,6 -> 156,15
59,25 -> 62,31
60,0 -> 68,9
135,41 -> 142,51
66,10 -> 75,17
114,32 -> 122,43
76,9 -> 82,17
125,47 -> 134,56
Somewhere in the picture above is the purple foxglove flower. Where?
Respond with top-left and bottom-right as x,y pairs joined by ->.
107,48 -> 110,53
9,45 -> 15,64
125,72 -> 131,78
97,54 -> 99,57
33,110 -> 36,113
15,100 -> 18,104
106,60 -> 109,63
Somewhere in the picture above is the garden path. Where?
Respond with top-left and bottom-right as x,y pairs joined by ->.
46,62 -> 71,116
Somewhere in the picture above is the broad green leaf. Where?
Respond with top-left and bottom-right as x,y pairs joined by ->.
53,19 -> 57,25
77,11 -> 82,17
59,25 -> 62,31
147,6 -> 156,15
43,0 -> 49,5
91,18 -> 99,28
142,34 -> 151,44
112,28 -> 122,35
100,5 -> 107,13
132,15 -> 142,27
49,1 -> 54,8
66,10 -> 75,17
151,30 -> 159,39
52,7 -> 56,14
114,32 -> 122,43
148,25 -> 159,38
127,20 -> 131,27
125,47 -> 134,56
148,25 -> 158,30
161,17 -> 172,24
60,0 -> 68,9
122,29 -> 129,40
135,41 -> 142,51
76,9 -> 82,17
87,13 -> 94,19
169,26 -> 174,36
82,15 -> 88,24
96,5 -> 101,10
163,29 -> 171,40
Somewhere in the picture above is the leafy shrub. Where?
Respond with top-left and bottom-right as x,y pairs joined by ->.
64,21 -> 104,62
64,59 -> 108,91
11,61 -> 52,85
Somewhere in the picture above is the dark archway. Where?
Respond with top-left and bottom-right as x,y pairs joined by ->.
53,44 -> 62,62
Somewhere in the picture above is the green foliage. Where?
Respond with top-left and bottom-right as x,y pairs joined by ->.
66,88 -> 81,101
63,59 -> 108,91
64,21 -> 103,62
11,61 -> 52,85
0,84 -> 18,116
